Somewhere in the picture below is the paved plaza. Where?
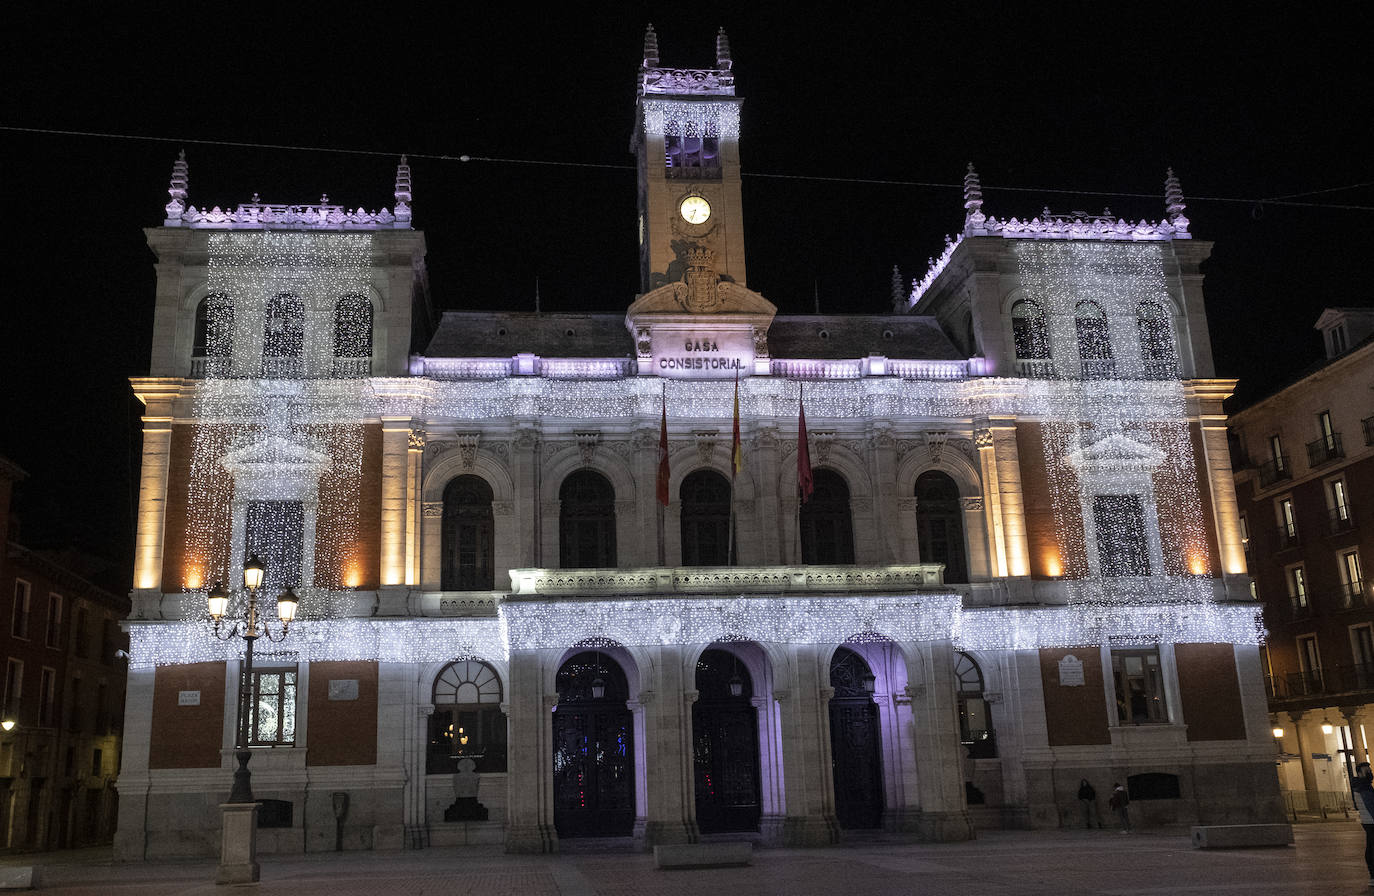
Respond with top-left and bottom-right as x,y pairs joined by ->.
2,826 -> 1368,895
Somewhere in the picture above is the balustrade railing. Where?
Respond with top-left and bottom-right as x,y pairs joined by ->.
1257,456 -> 1293,488
1274,524 -> 1300,551
1307,433 -> 1344,467
1141,358 -> 1179,380
331,356 -> 372,378
1079,358 -> 1117,379
1013,357 -> 1055,378
1329,505 -> 1357,535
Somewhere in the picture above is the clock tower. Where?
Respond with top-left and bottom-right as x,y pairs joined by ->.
633,26 -> 748,294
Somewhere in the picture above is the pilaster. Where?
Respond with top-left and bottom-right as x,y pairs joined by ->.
379,417 -> 411,600
906,641 -> 974,841
504,653 -> 557,853
773,645 -> 839,846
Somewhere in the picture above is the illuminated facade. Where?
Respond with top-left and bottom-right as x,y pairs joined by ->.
1228,308 -> 1374,802
116,29 -> 1281,859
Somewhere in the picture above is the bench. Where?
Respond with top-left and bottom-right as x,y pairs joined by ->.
654,842 -> 753,869
1191,824 -> 1294,849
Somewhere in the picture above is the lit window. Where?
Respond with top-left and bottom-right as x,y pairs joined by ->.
428,659 -> 506,774
246,668 -> 297,746
1111,648 -> 1168,724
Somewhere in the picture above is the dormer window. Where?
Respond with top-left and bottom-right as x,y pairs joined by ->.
1011,300 -> 1049,359
332,294 -> 373,377
1075,301 -> 1115,379
1135,301 -> 1176,379
262,293 -> 305,377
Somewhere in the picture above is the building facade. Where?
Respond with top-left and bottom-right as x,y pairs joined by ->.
116,30 -> 1281,859
1228,308 -> 1374,803
1,457 -> 129,851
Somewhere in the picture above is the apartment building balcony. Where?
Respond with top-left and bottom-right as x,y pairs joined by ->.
1079,358 -> 1117,379
1335,579 -> 1370,611
1329,506 -> 1358,535
1267,662 -> 1374,708
1257,456 -> 1293,488
1363,415 -> 1374,447
1289,596 -> 1313,621
1307,433 -> 1345,468
1274,524 -> 1301,551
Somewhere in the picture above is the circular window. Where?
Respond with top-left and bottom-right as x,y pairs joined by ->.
818,329 -> 830,340
564,328 -> 576,337
883,329 -> 894,340
496,327 -> 507,337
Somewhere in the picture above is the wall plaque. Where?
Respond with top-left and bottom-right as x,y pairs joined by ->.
178,690 -> 201,706
1057,655 -> 1085,687
328,679 -> 359,701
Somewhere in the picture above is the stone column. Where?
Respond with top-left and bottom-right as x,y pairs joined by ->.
988,420 -> 1030,577
907,642 -> 973,841
131,390 -> 177,600
1344,706 -> 1369,769
869,427 -> 900,563
113,667 -> 156,860
636,647 -> 697,845
505,651 -> 556,853
773,645 -> 839,846
512,428 -> 541,569
378,417 -> 411,613
1288,711 -> 1319,794
374,662 -> 414,850
405,429 -> 425,586
754,427 -> 782,564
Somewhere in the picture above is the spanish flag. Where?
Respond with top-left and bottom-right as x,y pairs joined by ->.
798,389 -> 814,502
731,371 -> 743,478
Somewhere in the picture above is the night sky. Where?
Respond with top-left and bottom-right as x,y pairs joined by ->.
5,6 -> 1370,587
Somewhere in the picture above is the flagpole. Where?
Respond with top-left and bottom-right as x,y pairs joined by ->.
795,381 -> 803,564
728,370 -> 739,567
657,381 -> 667,567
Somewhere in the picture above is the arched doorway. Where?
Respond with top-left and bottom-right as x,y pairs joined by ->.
693,648 -> 761,833
681,469 -> 733,566
915,471 -> 968,583
442,476 -> 495,590
800,469 -> 854,564
559,470 -> 617,568
828,646 -> 883,829
552,651 -> 634,837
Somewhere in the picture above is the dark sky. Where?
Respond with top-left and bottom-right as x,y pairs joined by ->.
5,6 -> 1371,585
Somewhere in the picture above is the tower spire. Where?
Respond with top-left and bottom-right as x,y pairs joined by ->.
1164,167 -> 1189,233
394,155 -> 412,224
642,24 -> 660,68
164,150 -> 188,224
715,27 -> 732,70
963,162 -> 985,233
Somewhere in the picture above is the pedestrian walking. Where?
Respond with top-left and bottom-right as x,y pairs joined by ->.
1108,782 -> 1131,832
1352,762 -> 1374,887
1077,778 -> 1101,829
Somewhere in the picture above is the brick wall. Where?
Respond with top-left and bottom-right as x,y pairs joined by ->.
1175,643 -> 1246,741
1039,648 -> 1111,745
306,661 -> 378,766
149,662 -> 225,768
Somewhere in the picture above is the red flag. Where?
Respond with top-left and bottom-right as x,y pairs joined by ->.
731,371 -> 743,478
656,389 -> 670,506
797,393 -> 814,502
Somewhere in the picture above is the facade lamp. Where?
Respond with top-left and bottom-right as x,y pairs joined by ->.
590,651 -> 606,700
1321,718 -> 1335,736
242,554 -> 265,592
728,652 -> 744,698
1272,726 -> 1284,739
862,672 -> 877,695
1,719 -> 14,732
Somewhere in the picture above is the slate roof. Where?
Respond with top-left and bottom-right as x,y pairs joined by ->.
423,311 -> 960,361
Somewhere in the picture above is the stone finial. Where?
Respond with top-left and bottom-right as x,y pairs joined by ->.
165,150 -> 188,221
963,162 -> 986,232
716,27 -> 732,70
643,24 -> 660,68
891,265 -> 905,311
394,155 -> 413,223
1164,167 -> 1189,232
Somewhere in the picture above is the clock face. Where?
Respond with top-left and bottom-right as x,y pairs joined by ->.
679,195 -> 711,225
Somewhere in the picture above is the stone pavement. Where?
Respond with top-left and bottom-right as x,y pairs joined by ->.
2,826 -> 1369,895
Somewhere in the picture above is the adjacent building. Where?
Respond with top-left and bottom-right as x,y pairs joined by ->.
116,29 -> 1282,859
1228,308 -> 1374,800
1,457 -> 129,850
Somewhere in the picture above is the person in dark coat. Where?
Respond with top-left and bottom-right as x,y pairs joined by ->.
1108,782 -> 1131,832
1352,762 -> 1374,886
1077,778 -> 1101,829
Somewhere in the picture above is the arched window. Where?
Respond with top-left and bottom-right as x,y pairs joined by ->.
1010,299 -> 1049,360
193,295 -> 233,376
262,293 -> 304,376
332,294 -> 373,377
955,652 -> 997,758
680,469 -> 733,566
1136,301 -> 1175,378
1074,300 -> 1114,379
800,469 -> 854,564
915,471 -> 968,583
559,470 -> 616,568
428,659 -> 506,773
442,476 -> 494,590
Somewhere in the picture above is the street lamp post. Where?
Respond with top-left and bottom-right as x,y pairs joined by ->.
207,554 -> 297,884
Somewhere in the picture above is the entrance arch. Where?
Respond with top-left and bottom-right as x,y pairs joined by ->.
552,651 -> 634,837
828,647 -> 883,828
693,648 -> 761,833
